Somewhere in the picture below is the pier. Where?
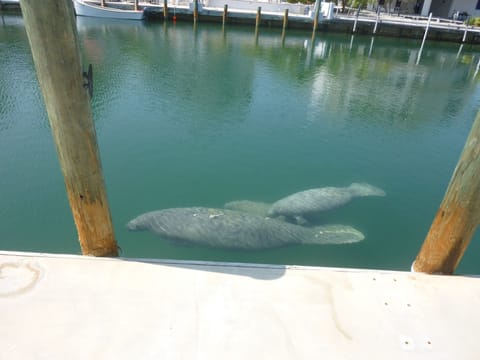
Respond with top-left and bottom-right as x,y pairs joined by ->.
2,0 -> 480,357
141,0 -> 480,43
2,250 -> 480,359
0,0 -> 19,10
3,0 -> 480,43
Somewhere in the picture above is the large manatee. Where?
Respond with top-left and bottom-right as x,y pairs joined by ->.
126,207 -> 364,250
267,183 -> 386,219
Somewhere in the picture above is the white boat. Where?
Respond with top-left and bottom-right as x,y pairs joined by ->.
72,0 -> 144,20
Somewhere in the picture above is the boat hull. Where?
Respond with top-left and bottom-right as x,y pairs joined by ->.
73,0 -> 144,20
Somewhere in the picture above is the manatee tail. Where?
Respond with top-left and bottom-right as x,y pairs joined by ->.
303,224 -> 365,245
348,183 -> 386,197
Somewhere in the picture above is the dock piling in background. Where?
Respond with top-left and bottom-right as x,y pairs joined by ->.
413,109 -> 480,274
255,6 -> 261,40
462,25 -> 468,43
19,0 -> 118,257
100,0 -> 105,7
282,8 -> 288,32
222,4 -> 228,26
163,0 -> 168,19
194,0 -> 198,22
352,6 -> 360,33
373,7 -> 380,34
134,0 -> 139,11
281,9 -> 288,45
255,6 -> 261,28
416,12 -> 432,64
312,0 -> 320,34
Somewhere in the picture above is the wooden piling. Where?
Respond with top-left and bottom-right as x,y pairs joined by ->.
373,7 -> 380,34
19,0 -> 118,257
413,109 -> 480,274
281,9 -> 288,45
134,0 -> 139,11
462,26 -> 468,43
222,4 -> 228,26
352,6 -> 360,33
416,12 -> 432,65
101,0 -> 105,7
164,0 -> 168,19
194,0 -> 198,22
255,6 -> 261,29
312,0 -> 320,33
282,8 -> 289,32
254,6 -> 261,41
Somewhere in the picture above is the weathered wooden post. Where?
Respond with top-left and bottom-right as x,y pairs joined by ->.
134,0 -> 139,11
255,6 -> 262,29
101,0 -> 105,7
255,6 -> 261,41
413,110 -> 480,274
462,25 -> 468,43
222,4 -> 228,26
373,6 -> 380,34
164,0 -> 169,19
282,9 -> 289,32
19,0 -> 118,257
352,6 -> 360,33
312,0 -> 321,34
194,0 -> 198,23
281,9 -> 288,45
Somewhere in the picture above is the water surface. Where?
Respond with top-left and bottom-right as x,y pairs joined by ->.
1,14 -> 480,273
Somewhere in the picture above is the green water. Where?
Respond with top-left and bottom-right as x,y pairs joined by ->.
2,14 -> 480,273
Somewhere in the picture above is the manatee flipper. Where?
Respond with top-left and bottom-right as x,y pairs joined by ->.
303,224 -> 365,245
294,215 -> 309,226
348,183 -> 386,197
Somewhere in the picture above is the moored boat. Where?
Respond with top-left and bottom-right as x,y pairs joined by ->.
72,0 -> 144,20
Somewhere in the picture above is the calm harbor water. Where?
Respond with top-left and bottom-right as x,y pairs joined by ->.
2,14 -> 480,273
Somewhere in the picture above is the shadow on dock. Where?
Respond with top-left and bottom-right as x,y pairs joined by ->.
125,257 -> 288,280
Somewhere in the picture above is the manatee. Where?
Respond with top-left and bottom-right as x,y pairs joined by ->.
224,200 -> 272,217
267,182 -> 386,219
126,207 -> 364,250
225,200 -> 308,225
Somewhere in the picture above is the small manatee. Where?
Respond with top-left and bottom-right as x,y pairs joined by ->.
267,182 -> 386,218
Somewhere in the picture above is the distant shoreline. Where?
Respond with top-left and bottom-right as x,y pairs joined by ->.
2,1 -> 480,44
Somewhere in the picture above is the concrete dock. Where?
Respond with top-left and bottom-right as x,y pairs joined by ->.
143,2 -> 480,43
0,0 -> 19,10
2,0 -> 480,43
1,250 -> 480,359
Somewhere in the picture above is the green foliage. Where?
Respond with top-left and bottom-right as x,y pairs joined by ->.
286,0 -> 314,4
330,0 -> 368,10
350,0 -> 368,8
466,17 -> 480,27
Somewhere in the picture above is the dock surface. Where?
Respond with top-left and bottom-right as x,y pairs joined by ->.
1,250 -> 480,359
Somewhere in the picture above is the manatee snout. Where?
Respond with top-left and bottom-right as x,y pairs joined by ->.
126,220 -> 137,231
126,216 -> 146,231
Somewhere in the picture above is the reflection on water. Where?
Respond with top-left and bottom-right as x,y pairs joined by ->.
2,14 -> 480,273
